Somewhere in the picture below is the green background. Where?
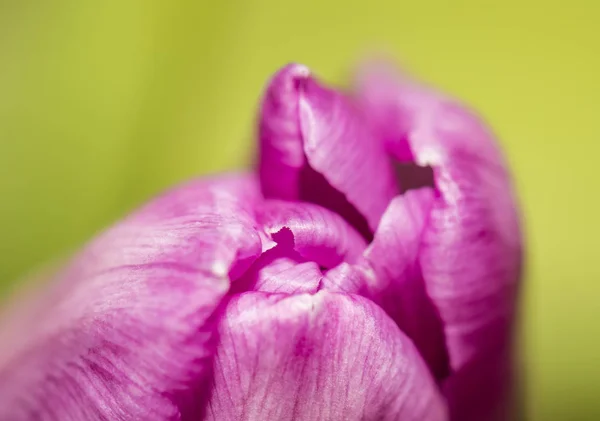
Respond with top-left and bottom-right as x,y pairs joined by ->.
1,1 -> 598,419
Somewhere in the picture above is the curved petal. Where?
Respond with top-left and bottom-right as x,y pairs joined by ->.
231,244 -> 321,295
232,199 -> 367,294
205,291 -> 448,421
252,262 -> 323,294
363,189 -> 434,286
370,189 -> 449,379
257,63 -> 309,202
357,64 -> 522,419
0,174 -> 263,421
258,63 -> 399,236
322,189 -> 448,379
258,199 -> 368,268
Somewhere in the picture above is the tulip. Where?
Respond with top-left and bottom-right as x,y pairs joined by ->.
0,61 -> 521,421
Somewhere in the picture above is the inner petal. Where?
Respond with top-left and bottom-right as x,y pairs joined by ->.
232,243 -> 321,294
233,200 -> 367,294
258,200 -> 368,269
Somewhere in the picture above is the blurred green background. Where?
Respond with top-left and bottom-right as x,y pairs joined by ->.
0,0 -> 598,419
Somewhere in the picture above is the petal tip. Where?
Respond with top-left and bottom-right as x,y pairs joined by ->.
283,62 -> 311,78
271,63 -> 312,92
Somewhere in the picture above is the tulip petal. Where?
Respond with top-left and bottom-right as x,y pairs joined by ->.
258,199 -> 368,268
322,189 -> 448,379
259,64 -> 399,236
205,291 -> 448,421
0,174 -> 263,421
232,200 -> 367,294
231,244 -> 321,294
357,64 -> 522,419
363,189 -> 434,287
368,189 -> 449,379
253,261 -> 323,294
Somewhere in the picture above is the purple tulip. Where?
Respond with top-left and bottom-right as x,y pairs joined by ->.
0,61 -> 522,421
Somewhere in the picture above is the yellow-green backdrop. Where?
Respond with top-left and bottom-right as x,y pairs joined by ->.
1,1 -> 598,420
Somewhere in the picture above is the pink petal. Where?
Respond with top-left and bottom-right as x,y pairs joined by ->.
370,189 -> 449,379
233,200 -> 367,294
257,199 -> 368,267
231,245 -> 322,294
0,174 -> 263,421
205,292 -> 448,421
258,64 -> 399,237
252,262 -> 323,294
322,189 -> 448,379
357,63 -> 522,419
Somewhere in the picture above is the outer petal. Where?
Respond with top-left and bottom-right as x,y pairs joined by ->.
205,291 -> 448,421
258,63 -> 399,236
357,64 -> 522,420
0,174 -> 263,421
